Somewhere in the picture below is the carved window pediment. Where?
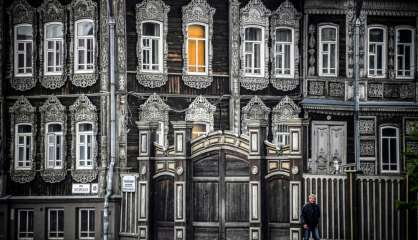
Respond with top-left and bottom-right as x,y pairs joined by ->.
272,96 -> 300,124
9,96 -> 36,183
139,93 -> 170,145
70,95 -> 98,183
185,95 -> 216,132
38,0 -> 66,89
39,96 -> 67,183
136,0 -> 170,88
240,0 -> 270,91
241,96 -> 270,135
182,0 -> 216,89
270,0 -> 301,91
7,0 -> 37,91
69,0 -> 98,88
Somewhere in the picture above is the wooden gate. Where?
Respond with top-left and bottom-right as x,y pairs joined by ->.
191,150 -> 250,240
152,175 -> 174,240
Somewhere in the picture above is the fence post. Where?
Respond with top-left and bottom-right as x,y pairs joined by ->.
346,170 -> 360,240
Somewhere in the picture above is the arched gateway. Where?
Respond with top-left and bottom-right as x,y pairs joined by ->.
119,120 -> 304,240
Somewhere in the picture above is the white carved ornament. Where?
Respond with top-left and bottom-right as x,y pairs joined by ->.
38,0 -> 66,89
185,95 -> 216,131
136,0 -> 170,88
139,93 -> 170,144
182,0 -> 216,89
9,96 -> 36,183
240,0 -> 271,91
7,0 -> 37,91
39,96 -> 67,183
270,0 -> 301,91
272,96 -> 300,124
70,95 -> 98,183
241,96 -> 270,135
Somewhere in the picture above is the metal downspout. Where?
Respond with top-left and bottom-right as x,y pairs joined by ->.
103,0 -> 116,239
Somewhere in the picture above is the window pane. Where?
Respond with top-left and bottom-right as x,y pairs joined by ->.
58,210 -> 64,231
398,29 -> 412,43
79,123 -> 93,132
89,210 -> 95,232
46,24 -> 63,38
50,211 -> 57,232
276,29 -> 292,42
382,128 -> 396,137
142,22 -> 160,36
17,26 -> 33,40
390,138 -> 397,165
188,40 -> 196,71
48,124 -> 62,133
254,44 -> 260,68
330,44 -> 336,68
80,211 -> 88,231
188,25 -> 205,38
284,45 -> 290,69
382,138 -> 389,164
245,27 -> 261,41
28,211 -> 34,232
77,21 -> 93,36
369,28 -> 384,42
26,43 -> 32,67
405,45 -> 411,70
197,40 -> 205,66
18,124 -> 32,133
321,27 -> 336,41
152,39 -> 159,65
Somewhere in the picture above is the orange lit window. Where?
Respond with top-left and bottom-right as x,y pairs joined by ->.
187,24 -> 206,73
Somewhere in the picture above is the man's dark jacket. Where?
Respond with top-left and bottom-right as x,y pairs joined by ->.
301,203 -> 320,227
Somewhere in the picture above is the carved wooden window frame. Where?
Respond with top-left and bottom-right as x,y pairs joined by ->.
136,0 -> 170,88
379,125 -> 400,173
38,0 -> 66,89
139,93 -> 170,147
270,0 -> 301,91
185,95 -> 216,134
318,23 -> 339,77
182,0 -> 215,89
239,0 -> 271,91
243,26 -> 265,77
9,96 -> 36,183
395,26 -> 415,79
7,0 -> 37,91
241,96 -> 270,135
68,0 -> 98,88
272,96 -> 300,147
367,25 -> 387,79
70,95 -> 98,183
39,96 -> 67,183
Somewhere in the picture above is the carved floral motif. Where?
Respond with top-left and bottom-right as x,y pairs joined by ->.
185,95 -> 216,131
308,81 -> 325,96
240,0 -> 271,91
359,119 -> 375,135
241,96 -> 270,135
182,0 -> 215,89
367,84 -> 383,98
136,0 -> 170,88
9,96 -> 36,183
360,140 -> 375,156
70,95 -> 98,183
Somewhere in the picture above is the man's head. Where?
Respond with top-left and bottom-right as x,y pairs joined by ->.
308,194 -> 316,204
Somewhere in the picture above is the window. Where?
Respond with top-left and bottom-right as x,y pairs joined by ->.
368,27 -> 386,78
192,123 -> 207,139
15,124 -> 33,170
396,28 -> 415,78
187,24 -> 207,74
14,24 -> 33,76
75,19 -> 94,73
17,209 -> 34,240
76,123 -> 93,169
244,27 -> 264,76
46,123 -> 63,169
155,121 -> 164,145
276,124 -> 290,147
79,208 -> 95,239
319,25 -> 337,76
45,23 -> 64,74
48,209 -> 64,240
380,126 -> 399,172
141,21 -> 162,72
275,28 -> 294,77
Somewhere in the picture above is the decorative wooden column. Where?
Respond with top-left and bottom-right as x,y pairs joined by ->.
136,121 -> 159,240
229,0 -> 240,135
0,0 -> 5,196
247,119 -> 267,240
171,121 -> 192,240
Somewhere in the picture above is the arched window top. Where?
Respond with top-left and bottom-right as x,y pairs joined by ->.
77,122 -> 93,132
188,24 -> 205,38
276,28 -> 293,42
395,26 -> 415,79
319,25 -> 337,42
75,19 -> 94,36
142,21 -> 161,37
47,123 -> 62,132
17,123 -> 32,133
245,27 -> 262,41
45,22 -> 63,38
381,126 -> 398,136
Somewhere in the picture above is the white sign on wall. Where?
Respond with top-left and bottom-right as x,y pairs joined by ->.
72,184 -> 91,194
91,183 -> 99,194
122,175 -> 136,192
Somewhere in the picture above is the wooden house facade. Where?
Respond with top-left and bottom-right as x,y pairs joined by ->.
0,0 -> 417,240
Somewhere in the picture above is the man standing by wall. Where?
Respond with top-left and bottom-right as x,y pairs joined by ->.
301,194 -> 321,240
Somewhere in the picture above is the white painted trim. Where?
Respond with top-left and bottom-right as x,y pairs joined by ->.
74,19 -> 95,74
45,122 -> 64,170
174,226 -> 186,240
78,208 -> 95,240
290,181 -> 301,223
44,22 -> 64,75
379,126 -> 400,173
76,122 -> 94,170
17,209 -> 34,240
15,123 -> 33,170
14,24 -> 34,77
249,181 -> 261,223
274,27 -> 295,78
395,26 -> 415,79
367,25 -> 387,78
138,181 -> 148,221
47,208 -> 64,240
140,20 -> 163,73
290,228 -> 301,240
318,24 -> 338,77
174,182 -> 186,222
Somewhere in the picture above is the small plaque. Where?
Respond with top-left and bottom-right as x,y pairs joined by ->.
72,184 -> 91,194
122,175 -> 136,192
91,183 -> 99,193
